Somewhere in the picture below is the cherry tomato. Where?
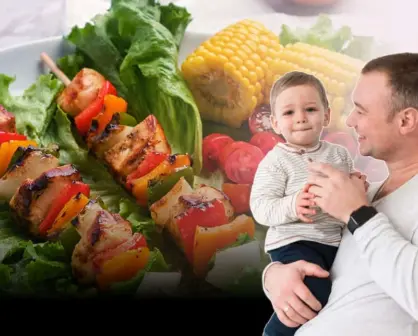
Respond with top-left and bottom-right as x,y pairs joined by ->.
322,131 -> 358,158
223,143 -> 264,184
218,141 -> 250,170
248,104 -> 274,135
222,183 -> 251,214
250,131 -> 284,155
202,133 -> 234,172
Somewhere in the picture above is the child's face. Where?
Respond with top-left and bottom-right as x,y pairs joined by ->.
270,84 -> 330,147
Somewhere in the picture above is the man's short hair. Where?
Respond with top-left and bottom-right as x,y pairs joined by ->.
269,71 -> 329,114
362,52 -> 418,119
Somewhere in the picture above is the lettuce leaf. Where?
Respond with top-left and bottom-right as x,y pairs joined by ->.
279,14 -> 377,61
0,74 -> 63,143
62,0 -> 202,174
160,2 -> 192,49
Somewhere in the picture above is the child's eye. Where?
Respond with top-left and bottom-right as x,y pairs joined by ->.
306,107 -> 316,112
283,110 -> 293,115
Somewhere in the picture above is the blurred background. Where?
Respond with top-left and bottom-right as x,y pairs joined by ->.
0,0 -> 416,52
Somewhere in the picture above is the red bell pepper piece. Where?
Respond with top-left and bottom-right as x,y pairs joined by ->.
126,152 -> 169,189
176,199 -> 229,263
38,181 -> 91,235
74,81 -> 117,136
0,131 -> 27,145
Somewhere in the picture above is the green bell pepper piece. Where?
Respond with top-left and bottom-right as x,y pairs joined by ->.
120,113 -> 138,127
54,223 -> 81,258
147,166 -> 194,206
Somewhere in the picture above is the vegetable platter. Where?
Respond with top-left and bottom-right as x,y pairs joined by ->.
0,0 -> 388,298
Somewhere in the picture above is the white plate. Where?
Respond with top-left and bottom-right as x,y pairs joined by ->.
0,19 -> 392,97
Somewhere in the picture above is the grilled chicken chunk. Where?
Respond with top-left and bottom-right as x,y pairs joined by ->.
71,200 -> 134,284
151,181 -> 235,243
57,68 -> 105,117
0,104 -> 16,133
86,114 -> 133,158
103,114 -> 171,177
189,185 -> 235,221
150,177 -> 194,228
73,200 -> 132,253
71,240 -> 97,284
0,147 -> 59,201
9,164 -> 82,237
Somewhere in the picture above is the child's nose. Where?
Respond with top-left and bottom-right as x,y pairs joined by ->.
295,111 -> 308,123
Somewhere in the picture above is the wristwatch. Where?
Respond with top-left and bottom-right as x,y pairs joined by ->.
347,205 -> 378,234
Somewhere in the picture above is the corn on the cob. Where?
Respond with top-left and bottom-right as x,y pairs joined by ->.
181,19 -> 283,128
262,43 -> 364,130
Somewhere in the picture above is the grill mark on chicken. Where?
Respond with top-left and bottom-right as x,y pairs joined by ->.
14,164 -> 80,217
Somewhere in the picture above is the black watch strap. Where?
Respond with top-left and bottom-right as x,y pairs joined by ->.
347,205 -> 378,234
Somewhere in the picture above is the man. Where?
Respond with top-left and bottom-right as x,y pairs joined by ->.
262,52 -> 418,336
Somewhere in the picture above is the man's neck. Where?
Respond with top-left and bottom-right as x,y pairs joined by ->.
375,154 -> 418,200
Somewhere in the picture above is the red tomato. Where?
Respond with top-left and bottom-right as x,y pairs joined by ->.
223,143 -> 264,184
323,131 -> 358,158
222,183 -> 251,214
248,104 -> 274,135
202,133 -> 234,172
250,131 -> 284,154
218,141 -> 249,170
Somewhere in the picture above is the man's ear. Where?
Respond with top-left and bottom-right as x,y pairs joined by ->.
270,114 -> 281,135
397,107 -> 418,135
323,107 -> 331,127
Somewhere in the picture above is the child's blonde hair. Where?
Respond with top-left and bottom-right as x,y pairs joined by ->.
270,71 -> 329,114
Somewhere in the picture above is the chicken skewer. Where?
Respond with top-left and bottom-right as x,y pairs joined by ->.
0,107 -> 157,291
39,53 -> 257,278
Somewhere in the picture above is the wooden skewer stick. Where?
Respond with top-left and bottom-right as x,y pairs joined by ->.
40,52 -> 71,87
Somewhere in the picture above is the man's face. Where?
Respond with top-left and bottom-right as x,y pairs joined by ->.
346,71 -> 400,160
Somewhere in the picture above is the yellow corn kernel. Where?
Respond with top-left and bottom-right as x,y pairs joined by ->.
286,42 -> 364,74
180,19 -> 282,128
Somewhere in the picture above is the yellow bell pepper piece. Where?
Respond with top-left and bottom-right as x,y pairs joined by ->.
47,193 -> 90,236
0,142 -> 10,177
96,247 -> 150,290
95,94 -> 127,135
192,214 -> 255,277
132,154 -> 191,206
0,140 -> 37,176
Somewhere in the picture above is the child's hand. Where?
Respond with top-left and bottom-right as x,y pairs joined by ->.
350,171 -> 369,191
295,184 -> 316,223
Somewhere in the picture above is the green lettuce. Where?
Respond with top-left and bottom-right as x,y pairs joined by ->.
0,195 -> 88,298
0,74 -> 63,143
60,0 -> 202,174
279,14 -> 379,61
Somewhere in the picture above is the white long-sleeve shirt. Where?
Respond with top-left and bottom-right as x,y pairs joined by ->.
262,175 -> 418,336
250,140 -> 355,253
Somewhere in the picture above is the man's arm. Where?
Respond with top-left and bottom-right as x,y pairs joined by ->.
353,212 -> 418,320
249,154 -> 299,226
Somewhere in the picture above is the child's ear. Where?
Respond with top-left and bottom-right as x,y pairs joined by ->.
323,107 -> 331,127
270,114 -> 281,135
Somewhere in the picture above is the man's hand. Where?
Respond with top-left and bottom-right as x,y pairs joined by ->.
295,184 -> 316,223
306,162 -> 370,223
264,261 -> 330,328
